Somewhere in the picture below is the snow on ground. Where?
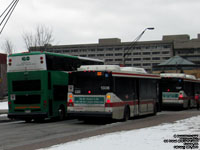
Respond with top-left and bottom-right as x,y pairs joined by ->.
39,116 -> 200,150
0,101 -> 8,110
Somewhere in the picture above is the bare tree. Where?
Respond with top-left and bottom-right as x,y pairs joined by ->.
23,25 -> 54,51
2,39 -> 14,54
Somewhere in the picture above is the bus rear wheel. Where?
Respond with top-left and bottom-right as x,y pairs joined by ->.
25,118 -> 32,123
58,106 -> 65,121
123,106 -> 130,121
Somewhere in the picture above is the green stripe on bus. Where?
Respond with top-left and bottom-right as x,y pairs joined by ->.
74,97 -> 105,104
9,51 -> 78,59
162,92 -> 179,99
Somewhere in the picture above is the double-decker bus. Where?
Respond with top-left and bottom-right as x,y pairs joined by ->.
67,65 -> 160,121
160,73 -> 200,109
7,51 -> 103,122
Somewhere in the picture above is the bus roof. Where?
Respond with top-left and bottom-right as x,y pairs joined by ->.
78,65 -> 147,73
160,73 -> 196,80
8,51 -> 104,63
78,65 -> 160,79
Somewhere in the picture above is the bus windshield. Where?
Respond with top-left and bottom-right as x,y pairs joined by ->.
161,78 -> 183,92
69,71 -> 113,95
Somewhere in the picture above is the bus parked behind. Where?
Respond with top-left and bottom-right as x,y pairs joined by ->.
160,73 -> 200,109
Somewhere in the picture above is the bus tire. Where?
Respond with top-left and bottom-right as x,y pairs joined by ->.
123,106 -> 130,121
153,103 -> 157,115
25,118 -> 32,123
187,100 -> 191,109
58,106 -> 65,121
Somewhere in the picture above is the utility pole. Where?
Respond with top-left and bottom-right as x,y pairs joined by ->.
123,27 -> 154,66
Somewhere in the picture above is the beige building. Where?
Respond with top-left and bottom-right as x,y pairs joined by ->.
30,33 -> 200,73
30,37 -> 174,72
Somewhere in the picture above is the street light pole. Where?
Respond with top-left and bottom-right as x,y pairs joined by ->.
123,27 -> 154,66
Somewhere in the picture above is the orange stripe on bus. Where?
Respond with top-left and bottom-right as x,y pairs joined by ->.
15,106 -> 40,109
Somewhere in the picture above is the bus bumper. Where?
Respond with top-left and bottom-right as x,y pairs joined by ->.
162,99 -> 184,108
8,112 -> 48,120
67,111 -> 112,119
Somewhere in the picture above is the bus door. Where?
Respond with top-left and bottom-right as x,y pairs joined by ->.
135,79 -> 140,115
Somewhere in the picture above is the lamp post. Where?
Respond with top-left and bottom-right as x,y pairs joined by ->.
123,27 -> 154,66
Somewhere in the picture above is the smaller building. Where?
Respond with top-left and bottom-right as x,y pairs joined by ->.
153,55 -> 200,78
0,53 -> 7,99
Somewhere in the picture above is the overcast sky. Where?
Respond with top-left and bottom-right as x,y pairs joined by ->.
0,0 -> 200,53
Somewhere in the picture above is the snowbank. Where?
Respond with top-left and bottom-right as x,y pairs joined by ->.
0,102 -> 8,110
39,115 -> 200,150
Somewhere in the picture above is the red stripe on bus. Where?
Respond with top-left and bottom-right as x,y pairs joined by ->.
15,106 -> 40,109
105,100 -> 154,107
112,72 -> 160,78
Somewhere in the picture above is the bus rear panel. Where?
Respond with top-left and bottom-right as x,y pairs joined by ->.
68,66 -> 160,120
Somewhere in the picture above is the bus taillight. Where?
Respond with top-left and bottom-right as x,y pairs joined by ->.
9,58 -> 12,66
105,94 -> 112,107
88,90 -> 91,94
178,94 -> 183,100
40,57 -> 44,64
44,100 -> 47,107
68,94 -> 74,106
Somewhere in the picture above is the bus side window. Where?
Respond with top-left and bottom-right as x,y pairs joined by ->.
114,77 -> 136,101
139,79 -> 156,100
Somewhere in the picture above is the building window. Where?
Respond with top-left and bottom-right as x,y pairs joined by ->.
88,54 -> 95,57
106,53 -> 113,56
162,51 -> 170,54
162,57 -> 170,60
125,58 -> 132,61
152,52 -> 160,55
115,53 -> 123,56
133,64 -> 141,67
133,52 -> 141,55
89,49 -> 95,52
163,45 -> 170,49
143,52 -> 151,55
143,63 -> 151,66
71,49 -> 78,52
133,58 -> 141,61
106,48 -> 113,51
143,58 -> 151,60
115,47 -> 122,51
152,63 -> 159,66
105,59 -> 113,62
97,48 -> 104,51
80,55 -> 87,57
115,59 -> 123,61
152,57 -> 160,60
97,54 -> 104,57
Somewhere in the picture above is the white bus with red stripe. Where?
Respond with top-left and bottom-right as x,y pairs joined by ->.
67,65 -> 160,121
160,73 -> 200,109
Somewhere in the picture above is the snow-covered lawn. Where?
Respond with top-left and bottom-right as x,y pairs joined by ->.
0,101 -> 8,110
39,115 -> 200,150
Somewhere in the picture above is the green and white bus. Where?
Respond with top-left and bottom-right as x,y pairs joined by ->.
7,51 -> 103,122
67,65 -> 160,121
